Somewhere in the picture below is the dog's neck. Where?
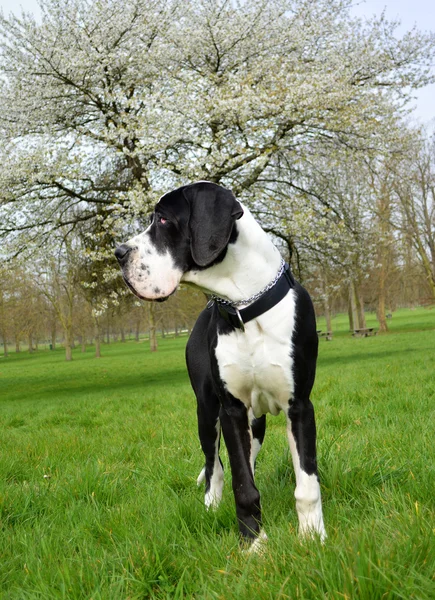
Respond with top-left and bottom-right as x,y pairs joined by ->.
182,205 -> 283,304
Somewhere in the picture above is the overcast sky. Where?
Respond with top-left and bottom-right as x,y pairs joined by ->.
0,0 -> 434,123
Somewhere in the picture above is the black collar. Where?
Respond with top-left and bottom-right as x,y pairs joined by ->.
210,263 -> 294,331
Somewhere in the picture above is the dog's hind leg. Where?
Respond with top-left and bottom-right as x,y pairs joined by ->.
286,397 -> 326,541
249,409 -> 266,474
197,392 -> 224,510
287,286 -> 326,541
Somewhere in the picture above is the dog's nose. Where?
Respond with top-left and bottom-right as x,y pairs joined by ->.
114,244 -> 133,266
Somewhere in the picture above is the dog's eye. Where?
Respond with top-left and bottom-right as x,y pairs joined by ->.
159,217 -> 167,225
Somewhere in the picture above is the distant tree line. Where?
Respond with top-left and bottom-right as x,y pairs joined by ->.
0,264 -> 206,359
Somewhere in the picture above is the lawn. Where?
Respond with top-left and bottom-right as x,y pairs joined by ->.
0,308 -> 434,599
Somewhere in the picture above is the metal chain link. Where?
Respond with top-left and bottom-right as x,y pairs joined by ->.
208,258 -> 285,308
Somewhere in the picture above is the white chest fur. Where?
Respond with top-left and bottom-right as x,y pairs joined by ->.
214,291 -> 297,417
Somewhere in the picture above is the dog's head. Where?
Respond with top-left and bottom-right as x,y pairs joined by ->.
114,181 -> 243,301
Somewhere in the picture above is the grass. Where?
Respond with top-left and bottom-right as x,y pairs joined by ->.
0,307 -> 434,599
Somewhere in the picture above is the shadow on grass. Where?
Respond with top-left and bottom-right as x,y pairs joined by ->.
318,344 -> 433,367
2,367 -> 190,404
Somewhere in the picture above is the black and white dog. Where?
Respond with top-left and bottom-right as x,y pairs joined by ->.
115,181 -> 326,549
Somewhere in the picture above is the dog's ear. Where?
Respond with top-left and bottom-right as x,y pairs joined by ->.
183,182 -> 243,267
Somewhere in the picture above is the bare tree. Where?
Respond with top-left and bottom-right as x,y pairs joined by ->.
393,135 -> 435,302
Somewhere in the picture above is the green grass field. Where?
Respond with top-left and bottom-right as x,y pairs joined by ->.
1,307 -> 435,599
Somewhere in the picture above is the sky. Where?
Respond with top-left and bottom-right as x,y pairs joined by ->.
0,0 -> 434,123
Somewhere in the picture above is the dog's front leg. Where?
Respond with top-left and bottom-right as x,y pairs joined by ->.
219,398 -> 262,544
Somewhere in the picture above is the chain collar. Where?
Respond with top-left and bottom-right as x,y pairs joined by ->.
207,258 -> 286,308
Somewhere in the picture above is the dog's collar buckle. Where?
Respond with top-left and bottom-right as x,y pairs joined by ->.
216,302 -> 245,332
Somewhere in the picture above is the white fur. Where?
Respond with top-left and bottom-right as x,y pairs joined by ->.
214,292 -> 296,418
204,422 -> 224,509
244,529 -> 268,555
124,227 -> 183,299
196,467 -> 206,486
287,424 -> 326,541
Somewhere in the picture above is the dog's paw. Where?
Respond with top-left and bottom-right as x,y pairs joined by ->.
299,524 -> 327,544
243,530 -> 268,556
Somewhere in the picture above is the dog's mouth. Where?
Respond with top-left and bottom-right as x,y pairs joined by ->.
123,277 -> 146,300
122,275 -> 173,302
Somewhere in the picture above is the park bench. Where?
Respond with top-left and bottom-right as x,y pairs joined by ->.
352,328 -> 376,337
317,330 -> 333,341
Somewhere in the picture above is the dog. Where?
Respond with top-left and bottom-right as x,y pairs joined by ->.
115,181 -> 326,548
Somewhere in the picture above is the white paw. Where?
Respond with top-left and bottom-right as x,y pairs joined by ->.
204,490 -> 221,510
244,529 -> 268,556
197,466 -> 224,509
299,523 -> 327,544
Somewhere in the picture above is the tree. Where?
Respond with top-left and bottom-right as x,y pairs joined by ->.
36,240 -> 82,361
0,0 -> 433,265
0,266 -> 12,356
392,133 -> 435,302
254,148 -> 382,331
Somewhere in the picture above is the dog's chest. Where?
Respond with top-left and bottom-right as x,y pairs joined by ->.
214,293 -> 296,418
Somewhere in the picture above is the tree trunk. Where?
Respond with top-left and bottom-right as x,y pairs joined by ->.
65,332 -> 73,361
28,334 -> 34,353
377,260 -> 388,333
51,325 -> 56,350
348,281 -> 358,331
94,318 -> 102,358
321,272 -> 332,334
95,332 -> 101,358
15,337 -> 20,352
375,180 -> 390,332
149,303 -> 158,352
2,337 -> 8,357
347,299 -> 354,332
356,286 -> 366,330
135,320 -> 140,342
324,299 -> 332,334
120,325 -> 126,342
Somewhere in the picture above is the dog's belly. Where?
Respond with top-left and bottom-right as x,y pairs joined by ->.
214,294 -> 296,418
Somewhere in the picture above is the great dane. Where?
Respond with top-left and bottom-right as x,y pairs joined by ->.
115,181 -> 326,549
